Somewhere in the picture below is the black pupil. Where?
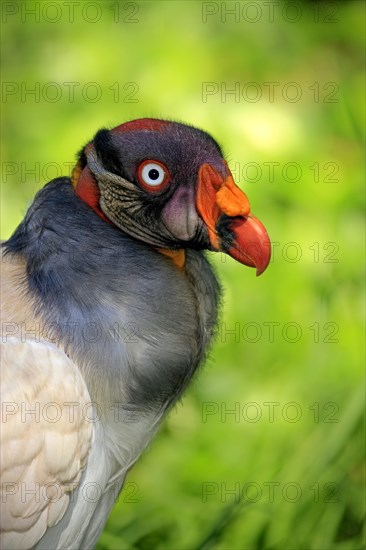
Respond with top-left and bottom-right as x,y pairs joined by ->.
148,168 -> 160,181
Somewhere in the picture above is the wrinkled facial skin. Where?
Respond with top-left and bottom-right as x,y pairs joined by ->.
93,122 -> 225,248
73,119 -> 271,274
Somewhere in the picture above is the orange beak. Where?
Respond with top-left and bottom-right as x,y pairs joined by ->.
196,163 -> 271,275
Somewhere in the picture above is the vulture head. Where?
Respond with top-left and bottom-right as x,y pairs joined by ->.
71,118 -> 271,274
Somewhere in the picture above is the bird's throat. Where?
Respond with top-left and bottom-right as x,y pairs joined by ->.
155,248 -> 186,269
72,166 -> 186,270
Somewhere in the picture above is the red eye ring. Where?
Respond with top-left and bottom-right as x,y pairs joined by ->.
137,160 -> 170,193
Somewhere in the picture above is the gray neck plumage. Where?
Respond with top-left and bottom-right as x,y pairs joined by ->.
4,179 -> 220,420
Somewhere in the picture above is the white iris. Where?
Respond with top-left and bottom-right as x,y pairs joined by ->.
141,163 -> 165,186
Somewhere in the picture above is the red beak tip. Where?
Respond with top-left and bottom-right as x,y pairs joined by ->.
227,216 -> 271,275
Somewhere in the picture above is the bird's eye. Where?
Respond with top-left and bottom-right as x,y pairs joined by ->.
137,160 -> 170,193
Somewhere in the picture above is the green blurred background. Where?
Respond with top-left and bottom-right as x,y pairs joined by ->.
1,1 -> 365,548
